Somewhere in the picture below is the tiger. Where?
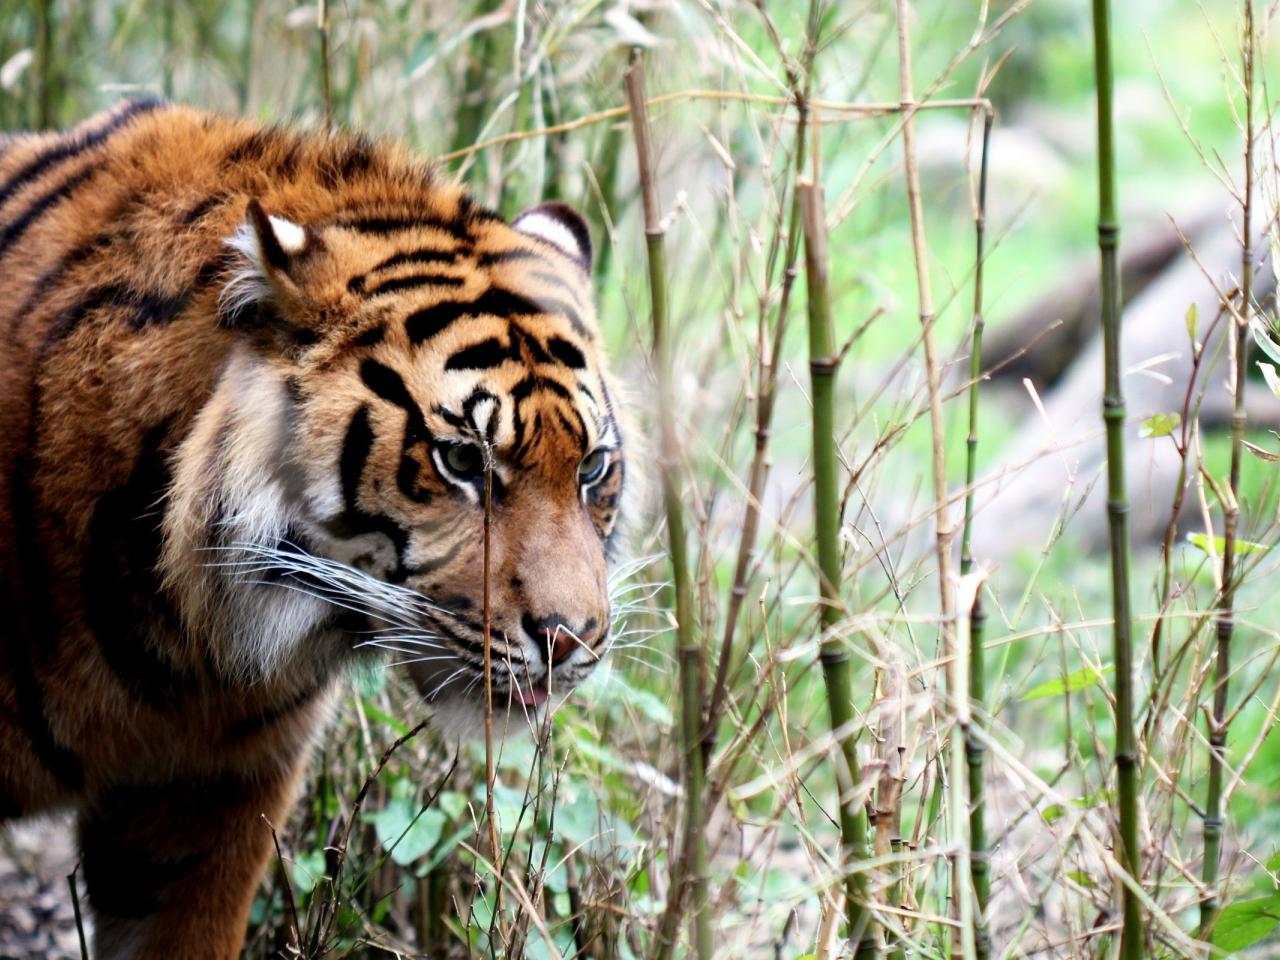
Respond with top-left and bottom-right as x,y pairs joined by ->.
0,98 -> 627,959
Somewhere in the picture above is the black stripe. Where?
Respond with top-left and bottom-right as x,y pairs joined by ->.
42,260 -> 220,349
370,248 -> 457,274
360,360 -> 438,504
528,293 -> 588,338
362,273 -> 465,298
341,405 -> 376,511
546,336 -> 586,369
335,214 -> 470,242
227,680 -> 323,740
352,324 -> 385,346
5,403 -> 85,789
179,191 -> 228,225
9,223 -> 131,328
221,128 -> 276,168
361,359 -> 418,410
511,374 -> 573,403
0,164 -> 95,259
404,288 -> 546,345
445,337 -> 514,371
83,420 -> 199,708
530,269 -> 576,295
478,248 -> 548,267
328,407 -> 412,566
0,97 -> 162,212
405,300 -> 473,344
402,537 -> 465,576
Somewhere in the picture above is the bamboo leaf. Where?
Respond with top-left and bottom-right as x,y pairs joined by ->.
1187,533 -> 1271,556
1250,319 -> 1280,365
1139,412 -> 1180,438
1258,361 -> 1280,400
1021,664 -> 1113,701
1242,439 -> 1280,462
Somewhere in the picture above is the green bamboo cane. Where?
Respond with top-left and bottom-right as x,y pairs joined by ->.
1090,3 -> 1143,957
798,179 -> 876,960
625,52 -> 712,960
960,106 -> 994,960
1200,0 -> 1254,937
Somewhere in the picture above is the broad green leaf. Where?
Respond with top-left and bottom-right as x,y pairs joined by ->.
1212,894 -> 1280,952
1021,664 -> 1113,701
366,797 -> 446,865
1187,533 -> 1271,556
1139,412 -> 1180,438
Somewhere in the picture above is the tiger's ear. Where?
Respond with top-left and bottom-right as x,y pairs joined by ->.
221,199 -> 324,325
513,202 -> 593,273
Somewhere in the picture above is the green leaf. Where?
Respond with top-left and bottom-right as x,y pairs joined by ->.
1139,412 -> 1180,438
1185,302 -> 1198,342
1021,664 -> 1113,701
366,797 -> 446,866
1187,533 -> 1271,556
1251,319 -> 1280,365
1212,894 -> 1280,952
1260,362 -> 1280,401
1065,870 -> 1094,888
290,848 -> 327,897
360,702 -> 408,737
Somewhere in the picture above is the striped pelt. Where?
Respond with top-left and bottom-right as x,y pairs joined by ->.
0,99 -> 625,959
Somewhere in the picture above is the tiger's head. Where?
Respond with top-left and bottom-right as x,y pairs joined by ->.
165,189 -> 626,726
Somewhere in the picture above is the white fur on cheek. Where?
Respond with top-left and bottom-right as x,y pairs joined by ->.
161,348 -> 334,681
514,212 -> 581,261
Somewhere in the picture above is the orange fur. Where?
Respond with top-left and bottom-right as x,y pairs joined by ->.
0,100 -> 624,957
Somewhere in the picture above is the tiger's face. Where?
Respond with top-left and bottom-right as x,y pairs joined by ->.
196,197 -> 624,722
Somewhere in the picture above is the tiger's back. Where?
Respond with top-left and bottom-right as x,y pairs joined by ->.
0,100 -> 624,957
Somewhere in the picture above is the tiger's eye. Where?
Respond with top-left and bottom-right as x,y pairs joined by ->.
443,444 -> 483,478
579,449 -> 607,484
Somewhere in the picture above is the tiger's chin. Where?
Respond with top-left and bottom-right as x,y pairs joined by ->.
408,663 -> 576,740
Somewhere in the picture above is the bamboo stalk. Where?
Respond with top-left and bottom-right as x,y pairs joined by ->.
1089,1 -> 1143,956
625,51 -> 712,960
798,178 -> 876,960
703,7 -> 817,767
961,106 -> 994,960
1200,0 -> 1254,937
893,3 -> 971,953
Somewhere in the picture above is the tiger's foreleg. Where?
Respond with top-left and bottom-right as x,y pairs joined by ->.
77,759 -> 306,960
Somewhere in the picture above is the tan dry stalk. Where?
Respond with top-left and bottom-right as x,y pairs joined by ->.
893,2 -> 972,952
1201,0 -> 1255,937
625,51 -> 713,960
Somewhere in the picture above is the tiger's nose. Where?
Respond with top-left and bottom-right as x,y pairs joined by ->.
521,613 -> 602,666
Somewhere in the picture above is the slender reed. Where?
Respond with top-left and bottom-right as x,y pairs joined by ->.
482,449 -> 503,918
625,51 -> 712,960
893,2 -> 971,952
798,178 -> 875,960
961,105 -> 994,960
1200,0 -> 1255,936
1090,1 -> 1143,956
704,17 -> 815,763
